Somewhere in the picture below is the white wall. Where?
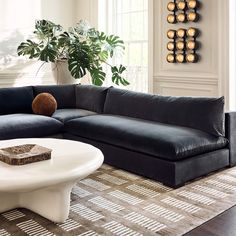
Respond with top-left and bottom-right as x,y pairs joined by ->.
75,0 -> 98,28
153,0 -> 229,108
41,0 -> 76,29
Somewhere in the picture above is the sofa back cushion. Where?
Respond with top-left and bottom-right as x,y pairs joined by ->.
0,86 -> 34,114
33,85 -> 76,109
104,87 -> 225,136
75,85 -> 109,113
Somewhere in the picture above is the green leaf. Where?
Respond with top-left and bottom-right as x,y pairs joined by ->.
35,20 -> 62,39
39,37 -> 59,62
91,43 -> 101,56
87,28 -> 99,39
68,58 -> 87,78
111,65 -> 129,86
105,35 -> 125,57
17,40 -> 40,59
90,66 -> 106,86
99,51 -> 108,61
39,43 -> 59,62
67,42 -> 92,78
98,32 -> 106,41
57,32 -> 73,53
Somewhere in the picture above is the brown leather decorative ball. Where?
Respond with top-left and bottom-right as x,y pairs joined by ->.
32,93 -> 57,116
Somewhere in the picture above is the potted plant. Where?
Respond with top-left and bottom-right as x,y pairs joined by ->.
17,19 -> 129,86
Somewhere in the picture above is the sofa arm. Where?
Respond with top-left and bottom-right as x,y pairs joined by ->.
225,112 -> 236,166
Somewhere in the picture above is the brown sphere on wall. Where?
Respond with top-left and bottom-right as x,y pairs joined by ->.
176,28 -> 186,38
167,29 -> 176,39
188,0 -> 198,9
167,14 -> 176,23
32,93 -> 57,116
167,2 -> 176,11
186,53 -> 198,62
187,27 -> 198,37
187,11 -> 198,22
176,41 -> 185,50
186,40 -> 197,50
167,53 -> 175,63
176,53 -> 185,63
176,13 -> 186,23
177,1 -> 186,10
167,42 -> 175,51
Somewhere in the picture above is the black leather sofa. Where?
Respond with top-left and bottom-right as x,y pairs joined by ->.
0,84 -> 235,188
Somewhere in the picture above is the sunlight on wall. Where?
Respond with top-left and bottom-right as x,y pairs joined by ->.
0,0 -> 44,86
0,0 -> 77,87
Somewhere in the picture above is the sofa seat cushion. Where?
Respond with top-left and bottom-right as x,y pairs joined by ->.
0,114 -> 63,140
52,109 -> 97,123
65,115 -> 228,161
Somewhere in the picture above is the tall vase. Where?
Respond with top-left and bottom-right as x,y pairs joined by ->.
51,60 -> 92,85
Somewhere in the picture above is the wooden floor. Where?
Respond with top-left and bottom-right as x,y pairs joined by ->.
185,205 -> 236,236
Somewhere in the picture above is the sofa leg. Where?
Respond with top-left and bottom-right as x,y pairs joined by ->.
162,182 -> 185,189
172,183 -> 185,189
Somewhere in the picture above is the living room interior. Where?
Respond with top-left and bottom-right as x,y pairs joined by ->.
0,0 -> 236,235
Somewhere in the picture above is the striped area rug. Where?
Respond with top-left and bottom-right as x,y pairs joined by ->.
1,164 -> 236,235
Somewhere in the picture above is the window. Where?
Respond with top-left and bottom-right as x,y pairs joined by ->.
99,0 -> 149,92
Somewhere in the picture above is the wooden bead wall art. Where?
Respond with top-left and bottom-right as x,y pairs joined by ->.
166,0 -> 200,63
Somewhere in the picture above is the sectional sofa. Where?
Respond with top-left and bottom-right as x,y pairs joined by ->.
0,84 -> 235,187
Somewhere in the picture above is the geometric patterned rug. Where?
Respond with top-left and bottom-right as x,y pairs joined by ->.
1,164 -> 236,236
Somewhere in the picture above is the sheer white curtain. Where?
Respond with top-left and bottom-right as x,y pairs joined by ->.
99,0 -> 149,92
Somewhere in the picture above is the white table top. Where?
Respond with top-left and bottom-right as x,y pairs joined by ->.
0,138 -> 104,192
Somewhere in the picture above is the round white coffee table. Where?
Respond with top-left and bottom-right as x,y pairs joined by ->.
0,138 -> 103,223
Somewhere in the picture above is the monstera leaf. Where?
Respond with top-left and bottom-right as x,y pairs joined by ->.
106,35 -> 125,57
34,20 -> 62,39
68,58 -> 87,78
58,32 -> 72,47
99,51 -> 108,61
111,65 -> 129,86
68,42 -> 92,78
39,45 -> 58,62
98,32 -> 106,41
17,40 -> 41,59
38,37 -> 59,62
90,66 -> 106,86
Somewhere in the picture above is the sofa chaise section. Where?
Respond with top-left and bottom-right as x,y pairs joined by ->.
64,86 -> 230,187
